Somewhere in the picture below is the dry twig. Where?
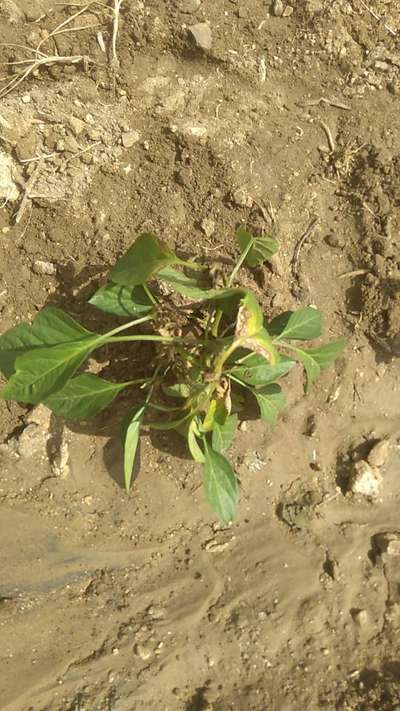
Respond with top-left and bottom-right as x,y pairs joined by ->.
14,162 -> 42,225
111,0 -> 123,69
358,0 -> 397,36
0,54 -> 90,99
291,216 -> 319,279
319,120 -> 335,153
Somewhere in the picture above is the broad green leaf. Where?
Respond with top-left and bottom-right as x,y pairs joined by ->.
0,307 -> 95,378
230,354 -> 295,386
33,307 -> 93,343
269,307 -> 322,341
110,233 -> 179,287
162,383 -> 191,398
295,338 -> 346,392
188,418 -> 205,463
45,374 -> 128,419
236,227 -> 278,267
89,282 -> 153,317
121,406 -> 145,490
158,266 -> 244,305
0,323 -> 43,378
212,414 -> 238,453
203,441 -> 239,523
305,338 -> 346,370
295,351 -> 321,393
0,338 -> 98,404
254,383 -> 286,424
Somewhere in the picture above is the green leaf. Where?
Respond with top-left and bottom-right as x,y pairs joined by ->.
121,406 -> 145,491
45,374 -> 129,419
268,307 -> 322,341
203,441 -> 239,523
305,338 -> 347,370
0,338 -> 98,404
89,282 -> 153,317
0,307 -> 94,378
296,351 -> 321,393
0,323 -> 43,378
236,227 -> 278,267
162,383 -> 191,398
294,338 -> 346,392
110,233 -> 179,288
254,383 -> 286,424
158,266 -> 244,305
33,307 -> 93,343
230,354 -> 295,386
212,414 -> 238,453
188,418 -> 205,463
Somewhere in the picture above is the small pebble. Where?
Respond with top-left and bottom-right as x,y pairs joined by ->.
189,22 -> 212,51
367,439 -> 391,468
271,0 -> 284,16
352,609 -> 368,627
201,217 -> 215,237
349,460 -> 382,498
122,130 -> 141,148
232,188 -> 253,208
134,643 -> 153,661
21,94 -> 31,104
33,260 -> 57,276
282,5 -> 293,16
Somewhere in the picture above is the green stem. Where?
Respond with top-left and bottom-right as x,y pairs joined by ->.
100,315 -> 154,343
143,284 -> 158,305
228,240 -> 253,287
107,334 -> 179,344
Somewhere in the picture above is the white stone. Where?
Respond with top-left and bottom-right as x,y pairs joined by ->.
349,460 -> 382,498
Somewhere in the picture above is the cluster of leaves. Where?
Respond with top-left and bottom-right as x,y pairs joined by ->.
0,230 -> 346,522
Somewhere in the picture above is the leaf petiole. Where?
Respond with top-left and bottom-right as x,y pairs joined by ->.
228,239 -> 253,287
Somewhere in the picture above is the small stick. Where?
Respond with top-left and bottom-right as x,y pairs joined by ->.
111,0 -> 123,69
35,3 -> 95,53
14,162 -> 42,225
63,140 -> 101,164
338,269 -> 369,280
0,55 -> 90,99
300,97 -> 351,111
358,0 -> 396,36
291,216 -> 319,278
319,120 -> 335,153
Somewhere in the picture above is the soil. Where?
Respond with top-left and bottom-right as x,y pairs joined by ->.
1,1 -> 400,709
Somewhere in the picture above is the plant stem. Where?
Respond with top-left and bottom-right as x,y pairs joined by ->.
228,240 -> 253,287
143,284 -> 158,305
107,334 -> 178,343
101,315 -> 154,342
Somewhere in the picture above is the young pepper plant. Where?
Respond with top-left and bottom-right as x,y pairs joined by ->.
0,229 -> 346,523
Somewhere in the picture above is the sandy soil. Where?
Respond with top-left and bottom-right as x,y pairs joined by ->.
0,1 -> 400,709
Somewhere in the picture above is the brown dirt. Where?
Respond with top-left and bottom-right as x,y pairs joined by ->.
1,1 -> 400,709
